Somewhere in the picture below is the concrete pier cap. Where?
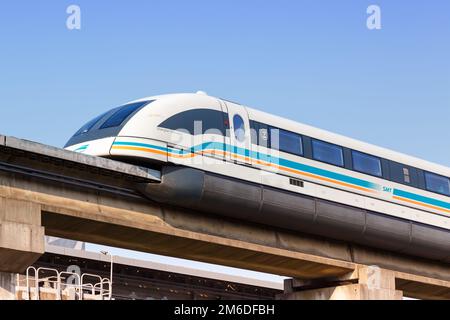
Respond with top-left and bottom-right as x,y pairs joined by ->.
279,265 -> 403,300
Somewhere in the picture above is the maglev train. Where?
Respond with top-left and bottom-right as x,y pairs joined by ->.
65,92 -> 450,262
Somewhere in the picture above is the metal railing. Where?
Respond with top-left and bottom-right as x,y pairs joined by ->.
22,266 -> 111,300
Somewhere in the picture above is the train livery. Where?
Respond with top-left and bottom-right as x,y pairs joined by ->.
65,92 -> 450,262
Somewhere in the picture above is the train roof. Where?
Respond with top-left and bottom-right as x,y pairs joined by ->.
246,106 -> 450,178
129,92 -> 450,178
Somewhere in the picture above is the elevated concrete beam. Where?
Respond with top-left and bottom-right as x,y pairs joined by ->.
0,161 -> 449,299
281,266 -> 450,300
395,271 -> 450,300
2,136 -> 160,181
42,211 -> 354,279
2,176 -> 449,280
0,198 -> 45,273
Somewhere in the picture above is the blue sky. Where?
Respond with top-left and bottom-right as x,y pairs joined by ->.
1,1 -> 449,280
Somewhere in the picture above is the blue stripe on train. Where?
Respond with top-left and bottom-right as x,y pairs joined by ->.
112,140 -> 450,211
393,189 -> 450,210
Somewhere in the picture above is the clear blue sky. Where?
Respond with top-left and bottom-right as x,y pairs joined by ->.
1,1 -> 449,281
1,1 -> 449,165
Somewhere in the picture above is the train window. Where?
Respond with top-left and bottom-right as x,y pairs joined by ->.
100,101 -> 152,129
250,121 -> 258,145
403,168 -> 411,183
389,161 -> 417,185
158,109 -> 227,135
250,121 -> 270,148
233,115 -> 246,142
74,111 -> 109,136
312,139 -> 344,167
271,128 -> 303,156
424,172 -> 450,196
352,150 -> 382,177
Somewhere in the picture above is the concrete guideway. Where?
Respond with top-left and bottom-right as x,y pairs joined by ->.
0,135 -> 160,182
0,135 -> 449,300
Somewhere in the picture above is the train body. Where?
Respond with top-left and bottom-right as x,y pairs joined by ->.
65,92 -> 450,262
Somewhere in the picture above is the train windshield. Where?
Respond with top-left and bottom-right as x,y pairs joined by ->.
73,111 -> 109,136
100,101 -> 151,129
73,100 -> 152,137
65,100 -> 154,148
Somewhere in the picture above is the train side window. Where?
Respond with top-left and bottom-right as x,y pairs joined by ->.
403,168 -> 411,183
233,115 -> 246,142
100,101 -> 152,129
271,128 -> 303,156
250,121 -> 270,148
158,109 -> 227,135
351,150 -> 382,177
250,121 -> 258,145
389,161 -> 417,185
424,172 -> 450,196
312,139 -> 344,167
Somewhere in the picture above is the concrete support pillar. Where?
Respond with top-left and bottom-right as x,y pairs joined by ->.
0,272 -> 16,300
0,198 -> 45,273
279,266 -> 403,300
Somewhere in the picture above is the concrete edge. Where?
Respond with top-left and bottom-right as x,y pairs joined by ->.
3,135 -> 160,181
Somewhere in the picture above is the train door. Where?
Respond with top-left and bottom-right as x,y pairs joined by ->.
221,100 -> 252,165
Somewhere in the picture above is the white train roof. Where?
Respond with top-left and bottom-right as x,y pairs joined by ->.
246,106 -> 450,178
128,92 -> 450,178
